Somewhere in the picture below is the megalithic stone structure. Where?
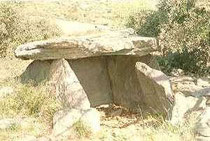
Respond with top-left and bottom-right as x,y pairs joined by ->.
15,21 -> 174,118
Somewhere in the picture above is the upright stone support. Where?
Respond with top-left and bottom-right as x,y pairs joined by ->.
135,62 -> 173,117
49,59 -> 90,109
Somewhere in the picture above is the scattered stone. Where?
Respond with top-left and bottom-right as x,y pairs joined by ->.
96,104 -> 110,109
80,108 -> 101,133
135,62 -> 173,116
53,108 -> 83,138
52,108 -> 100,139
196,78 -> 210,87
192,88 -> 210,97
0,86 -> 14,98
170,76 -> 196,93
170,76 -> 207,96
49,59 -> 90,109
196,136 -> 210,141
170,76 -> 195,83
196,107 -> 210,139
170,92 -> 206,125
0,118 -> 19,130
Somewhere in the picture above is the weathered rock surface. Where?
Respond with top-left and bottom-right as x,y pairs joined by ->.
196,107 -> 210,140
0,87 -> 14,98
170,92 -> 206,125
170,76 -> 210,106
53,108 -> 81,138
0,118 -> 19,130
79,108 -> 101,133
196,78 -> 210,87
170,76 -> 210,96
69,57 -> 113,106
135,62 -> 173,116
53,108 -> 100,139
20,60 -> 51,84
196,136 -> 210,141
15,29 -> 157,60
107,55 -> 160,112
49,59 -> 90,109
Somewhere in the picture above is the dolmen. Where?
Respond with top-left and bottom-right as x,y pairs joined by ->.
15,21 -> 174,118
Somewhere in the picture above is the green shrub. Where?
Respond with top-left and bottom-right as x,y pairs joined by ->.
158,0 -> 210,75
158,48 -> 210,75
127,0 -> 210,75
159,0 -> 210,52
126,11 -> 161,37
126,0 -> 170,37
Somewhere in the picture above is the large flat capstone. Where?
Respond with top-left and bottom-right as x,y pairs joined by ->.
15,30 -> 157,60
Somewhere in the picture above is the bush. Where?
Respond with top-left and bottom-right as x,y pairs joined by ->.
159,0 -> 210,52
126,0 -> 170,37
158,48 -> 210,75
159,0 -> 210,75
127,0 -> 210,75
127,11 -> 161,37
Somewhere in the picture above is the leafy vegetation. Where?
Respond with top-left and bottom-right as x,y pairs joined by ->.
127,0 -> 210,76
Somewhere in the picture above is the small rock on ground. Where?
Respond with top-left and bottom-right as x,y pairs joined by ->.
53,108 -> 100,140
196,107 -> 210,139
0,87 -> 14,98
170,92 -> 206,125
0,118 -> 19,130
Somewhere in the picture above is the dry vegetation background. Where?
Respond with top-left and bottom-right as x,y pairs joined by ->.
0,0 -> 209,140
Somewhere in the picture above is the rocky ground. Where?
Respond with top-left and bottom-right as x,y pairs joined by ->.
1,61 -> 210,140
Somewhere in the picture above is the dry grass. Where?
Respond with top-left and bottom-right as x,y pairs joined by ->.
0,79 -> 62,140
92,105 -> 196,141
0,58 -> 31,82
0,117 -> 49,141
0,79 -> 62,122
0,0 -> 158,57
0,79 -> 197,140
